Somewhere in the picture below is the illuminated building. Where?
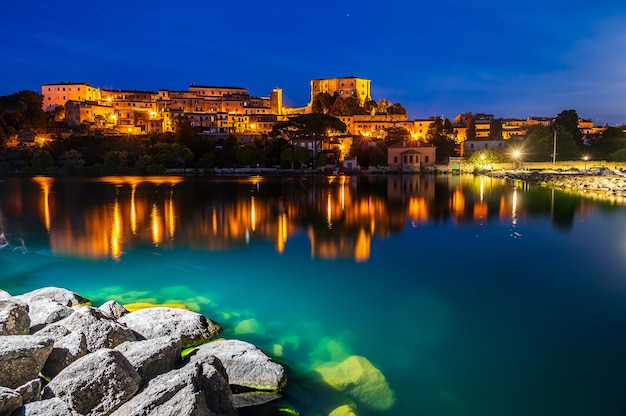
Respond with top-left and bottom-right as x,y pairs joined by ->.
41,82 -> 101,112
387,141 -> 437,168
41,77 -> 437,144
310,76 -> 372,106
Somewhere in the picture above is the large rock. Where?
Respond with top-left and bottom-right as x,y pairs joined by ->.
98,300 -> 129,320
42,331 -> 88,378
111,360 -> 237,416
188,339 -> 287,392
16,287 -> 88,307
43,349 -> 141,416
118,307 -> 220,349
115,336 -> 181,383
15,378 -> 42,404
0,335 -> 53,389
45,306 -> 135,352
27,298 -> 74,332
0,386 -> 23,415
0,299 -> 30,335
17,397 -> 81,415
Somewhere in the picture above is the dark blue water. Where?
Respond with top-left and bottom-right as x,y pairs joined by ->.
2,175 -> 626,415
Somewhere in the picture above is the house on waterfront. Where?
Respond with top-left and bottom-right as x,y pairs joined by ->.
387,141 -> 436,170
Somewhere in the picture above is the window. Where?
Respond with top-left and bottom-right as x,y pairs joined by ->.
393,156 -> 398,163
425,156 -> 429,163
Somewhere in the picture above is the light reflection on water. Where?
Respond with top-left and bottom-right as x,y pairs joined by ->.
2,174 -> 626,415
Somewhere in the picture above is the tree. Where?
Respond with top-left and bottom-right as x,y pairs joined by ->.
590,127 -> 626,160
237,143 -> 261,167
489,118 -> 503,139
59,149 -> 85,176
555,110 -> 584,151
466,115 -> 476,141
363,100 -> 377,114
103,151 -> 128,174
426,118 -> 458,162
376,99 -> 391,114
384,127 -> 410,145
0,90 -> 46,139
523,124 -> 579,162
174,114 -> 196,147
388,103 -> 407,115
311,93 -> 334,114
31,149 -> 55,174
271,113 -> 347,140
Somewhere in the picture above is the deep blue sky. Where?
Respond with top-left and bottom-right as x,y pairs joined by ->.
2,0 -> 625,125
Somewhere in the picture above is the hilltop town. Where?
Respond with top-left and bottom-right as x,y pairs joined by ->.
0,76 -> 624,174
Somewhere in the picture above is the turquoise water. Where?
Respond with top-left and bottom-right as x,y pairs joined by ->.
2,175 -> 626,415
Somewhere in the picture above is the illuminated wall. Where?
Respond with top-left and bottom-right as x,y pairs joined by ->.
310,77 -> 372,106
41,83 -> 101,112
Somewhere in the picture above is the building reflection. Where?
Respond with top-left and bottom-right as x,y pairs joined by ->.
0,175 -> 606,262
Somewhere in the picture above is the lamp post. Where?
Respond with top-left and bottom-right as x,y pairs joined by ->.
552,129 -> 557,165
584,155 -> 589,173
513,150 -> 520,170
481,154 -> 485,171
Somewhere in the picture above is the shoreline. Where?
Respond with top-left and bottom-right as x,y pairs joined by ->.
485,169 -> 626,196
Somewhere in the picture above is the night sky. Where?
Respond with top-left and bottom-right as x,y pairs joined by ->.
2,0 -> 625,125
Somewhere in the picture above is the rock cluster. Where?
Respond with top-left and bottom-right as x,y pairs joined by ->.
0,287 -> 287,416
488,171 -> 626,196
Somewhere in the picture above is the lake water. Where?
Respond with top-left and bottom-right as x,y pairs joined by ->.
2,174 -> 626,415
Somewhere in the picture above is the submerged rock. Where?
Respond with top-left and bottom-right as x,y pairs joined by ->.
314,355 -> 395,411
188,339 -> 287,392
118,307 -> 220,349
43,349 -> 141,416
0,335 -> 53,389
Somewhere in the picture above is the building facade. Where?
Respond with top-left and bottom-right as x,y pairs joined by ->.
310,76 -> 372,106
387,141 -> 437,169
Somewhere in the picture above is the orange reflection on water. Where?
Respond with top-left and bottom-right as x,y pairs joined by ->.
111,198 -> 122,261
33,176 -> 52,232
408,197 -> 429,224
166,189 -> 176,239
151,202 -> 162,246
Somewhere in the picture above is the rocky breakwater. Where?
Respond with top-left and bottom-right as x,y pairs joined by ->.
488,170 -> 626,196
0,287 -> 286,416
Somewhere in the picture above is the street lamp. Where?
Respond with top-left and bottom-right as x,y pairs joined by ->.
583,155 -> 589,173
481,154 -> 486,170
513,150 -> 520,170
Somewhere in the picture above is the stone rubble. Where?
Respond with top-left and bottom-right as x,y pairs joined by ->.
0,286 -> 287,416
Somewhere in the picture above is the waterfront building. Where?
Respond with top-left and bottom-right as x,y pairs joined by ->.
387,140 -> 437,169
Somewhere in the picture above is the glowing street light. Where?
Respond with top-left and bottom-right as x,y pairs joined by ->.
583,155 -> 589,173
512,150 -> 521,170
